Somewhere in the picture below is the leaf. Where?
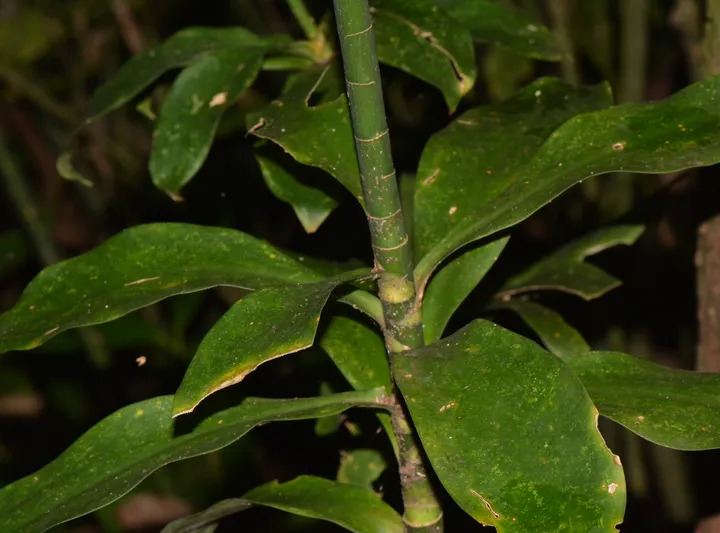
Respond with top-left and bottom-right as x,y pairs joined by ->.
498,225 -> 645,300
337,449 -> 387,489
394,320 -> 625,531
432,0 -> 560,60
173,270 -> 371,416
414,77 -> 612,261
257,155 -> 338,233
244,476 -> 402,533
164,475 -> 403,533
0,389 -> 388,533
85,27 -> 272,123
488,299 -> 590,357
415,75 -> 720,289
319,315 -> 397,455
0,223 -> 322,353
423,237 -> 509,343
149,50 -> 264,197
247,67 -> 364,205
371,0 -> 476,111
563,351 -> 720,451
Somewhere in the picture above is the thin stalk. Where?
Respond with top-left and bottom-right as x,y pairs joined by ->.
619,0 -> 650,103
287,0 -> 320,41
332,2 -> 442,531
0,127 -> 110,368
703,0 -> 720,77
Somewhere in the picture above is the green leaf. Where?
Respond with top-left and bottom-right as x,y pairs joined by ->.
414,77 -> 611,261
423,237 -> 509,343
371,0 -> 476,111
247,67 -> 364,205
488,299 -> 590,357
149,50 -> 264,197
85,27 -> 271,123
337,449 -> 387,489
432,0 -> 560,60
415,75 -> 720,289
161,499 -> 250,533
173,270 -> 371,416
0,389 -> 387,533
564,351 -> 720,451
0,223 -> 322,353
498,225 -> 644,300
257,155 -> 339,234
244,476 -> 402,533
394,320 -> 625,531
319,315 -> 397,455
320,315 -> 392,391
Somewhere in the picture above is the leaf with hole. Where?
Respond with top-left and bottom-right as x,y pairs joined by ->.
488,299 -> 590,357
498,225 -> 644,300
415,75 -> 720,290
564,351 -> 720,450
0,223 -> 322,353
423,236 -> 509,343
257,155 -> 339,233
394,319 -> 625,531
173,270 -> 371,416
149,50 -> 264,197
247,67 -> 364,205
371,0 -> 476,111
432,0 -> 560,60
0,389 -> 387,533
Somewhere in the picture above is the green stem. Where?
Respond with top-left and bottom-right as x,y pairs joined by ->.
703,0 -> 720,77
0,127 -> 110,369
287,0 -> 319,41
332,2 -> 442,530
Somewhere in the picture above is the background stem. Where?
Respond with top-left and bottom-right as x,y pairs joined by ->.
332,1 -> 442,530
287,0 -> 319,41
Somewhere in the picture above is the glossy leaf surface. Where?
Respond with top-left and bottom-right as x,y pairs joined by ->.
423,237 -> 509,343
247,68 -> 364,205
85,27 -> 272,122
414,78 -> 611,260
416,75 -> 720,288
371,0 -> 476,111
0,223 -> 320,352
564,351 -> 720,450
489,299 -> 590,357
498,225 -> 644,300
0,389 -> 387,533
150,50 -> 264,196
244,476 -> 403,533
337,449 -> 387,489
394,320 -> 625,531
432,0 -> 560,60
174,271 -> 371,415
257,156 -> 338,233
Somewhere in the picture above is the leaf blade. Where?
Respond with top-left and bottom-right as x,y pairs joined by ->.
394,320 -> 625,531
150,50 -> 264,196
173,270 -> 372,416
0,223 -> 321,353
564,351 -> 720,450
0,389 -> 387,533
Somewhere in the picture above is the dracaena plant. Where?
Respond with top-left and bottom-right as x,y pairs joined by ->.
3,1 -> 720,532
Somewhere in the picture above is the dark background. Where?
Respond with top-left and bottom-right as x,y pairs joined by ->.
0,0 -> 718,531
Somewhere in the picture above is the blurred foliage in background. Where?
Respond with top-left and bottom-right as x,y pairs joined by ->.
1,0 -> 720,532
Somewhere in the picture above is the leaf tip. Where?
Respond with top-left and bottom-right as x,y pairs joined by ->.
165,190 -> 185,203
